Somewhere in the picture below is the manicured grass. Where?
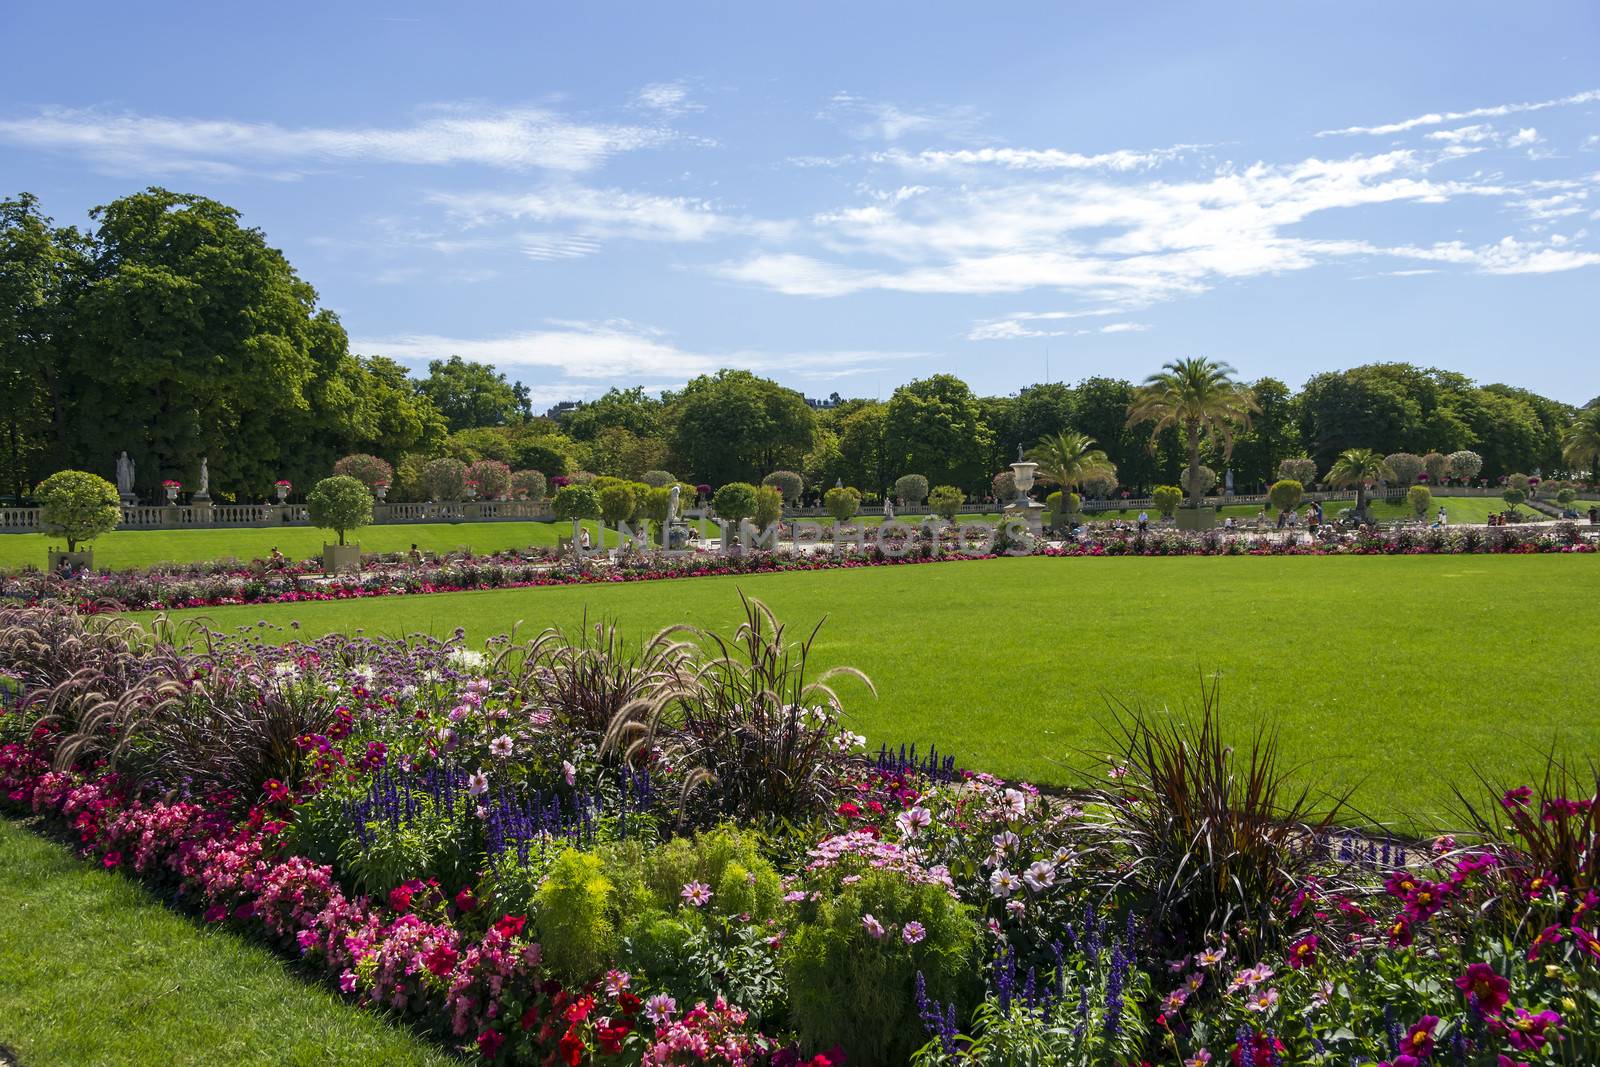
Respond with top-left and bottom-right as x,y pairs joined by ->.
133,553 -> 1600,831
0,816 -> 455,1067
1084,495 -> 1544,525
0,517 -> 717,573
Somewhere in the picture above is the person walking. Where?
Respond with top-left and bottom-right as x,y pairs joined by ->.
1137,510 -> 1149,532
1437,506 -> 1448,526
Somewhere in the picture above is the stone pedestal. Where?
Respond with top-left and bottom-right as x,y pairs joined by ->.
323,543 -> 362,574
1175,507 -> 1216,531
1003,501 -> 1046,538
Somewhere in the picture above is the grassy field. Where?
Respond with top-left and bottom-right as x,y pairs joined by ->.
0,495 -> 1536,573
0,817 -> 453,1067
132,552 -> 1600,831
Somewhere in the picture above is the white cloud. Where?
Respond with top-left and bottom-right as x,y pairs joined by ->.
431,185 -> 790,243
351,320 -> 925,393
1508,127 -> 1542,146
0,104 -> 669,175
1317,89 -> 1600,137
633,81 -> 703,116
1383,235 -> 1600,274
876,143 -> 1206,173
821,92 -> 983,142
1098,322 -> 1150,333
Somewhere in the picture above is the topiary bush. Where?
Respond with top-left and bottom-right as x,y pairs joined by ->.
1046,489 -> 1080,528
823,486 -> 861,522
1276,456 -> 1319,486
1384,452 -> 1424,486
1408,484 -> 1433,517
927,485 -> 964,520
306,475 -> 373,545
711,482 -> 760,524
1422,452 -> 1448,485
784,868 -> 980,1066
640,469 -> 676,488
468,459 -> 512,500
1151,485 -> 1183,518
1268,478 -> 1303,514
598,483 -> 637,527
1179,465 -> 1218,496
34,470 -> 121,551
332,453 -> 394,490
893,474 -> 929,508
509,469 -> 547,501
1502,486 -> 1527,512
1447,450 -> 1483,484
420,457 -> 471,502
761,470 -> 804,505
990,470 -> 1016,503
753,485 -> 783,531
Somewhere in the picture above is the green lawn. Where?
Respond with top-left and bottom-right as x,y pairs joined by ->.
0,816 -> 455,1067
1084,494 -> 1543,525
132,553 -> 1600,831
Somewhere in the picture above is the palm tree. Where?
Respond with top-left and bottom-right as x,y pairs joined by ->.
1027,431 -> 1117,529
1326,448 -> 1392,519
1126,358 -> 1258,516
1562,408 -> 1600,484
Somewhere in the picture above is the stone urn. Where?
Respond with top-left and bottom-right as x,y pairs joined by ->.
163,483 -> 180,504
373,482 -> 389,502
1003,460 -> 1046,538
275,482 -> 291,502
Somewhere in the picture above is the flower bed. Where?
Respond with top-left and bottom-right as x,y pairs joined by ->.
2,603 -> 1599,1065
4,524 -> 1591,616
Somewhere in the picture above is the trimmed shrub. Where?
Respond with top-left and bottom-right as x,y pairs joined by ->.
1179,465 -> 1218,495
784,868 -> 980,1067
990,470 -> 1016,503
1384,452 -> 1424,486
535,850 -> 623,983
306,475 -> 373,545
34,470 -> 121,551
332,453 -> 393,490
509,469 -> 547,501
598,483 -> 637,526
1268,479 -> 1303,514
711,482 -> 760,524
1447,450 -> 1483,484
761,470 -> 804,505
1408,484 -> 1433,517
639,469 -> 676,488
468,459 -> 512,500
893,474 -> 929,507
1502,486 -> 1527,511
927,485 -> 964,520
1276,456 -> 1319,486
1081,471 -> 1118,498
420,457 -> 471,502
552,484 -> 601,524
753,485 -> 783,530
1422,452 -> 1448,485
824,486 -> 861,522
1151,485 -> 1183,518
1046,489 -> 1080,528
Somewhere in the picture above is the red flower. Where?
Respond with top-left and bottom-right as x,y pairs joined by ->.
558,1027 -> 585,1066
493,913 -> 526,940
102,851 -> 122,869
836,801 -> 860,818
476,1028 -> 504,1059
388,881 -> 420,912
423,943 -> 458,977
1400,1015 -> 1438,1059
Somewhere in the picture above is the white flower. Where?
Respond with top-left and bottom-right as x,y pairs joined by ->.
834,730 -> 867,753
446,648 -> 486,671
991,830 -> 1020,854
989,868 -> 1022,898
895,806 -> 932,837
1000,788 -> 1028,818
466,769 -> 489,796
1023,860 -> 1056,892
351,665 -> 376,686
270,661 -> 300,680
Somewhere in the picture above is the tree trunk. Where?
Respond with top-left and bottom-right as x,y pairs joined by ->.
1357,486 -> 1368,518
1186,421 -> 1201,509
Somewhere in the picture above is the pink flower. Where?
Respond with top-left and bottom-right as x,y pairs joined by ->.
1244,987 -> 1279,1013
902,921 -> 926,945
643,992 -> 676,1025
102,851 -> 122,869
681,881 -> 712,907
861,913 -> 886,939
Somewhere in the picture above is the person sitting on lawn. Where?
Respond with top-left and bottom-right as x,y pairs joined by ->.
268,546 -> 287,569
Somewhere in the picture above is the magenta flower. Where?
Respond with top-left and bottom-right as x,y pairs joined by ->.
1456,962 -> 1510,1015
643,992 -> 677,1025
902,921 -> 925,945
681,881 -> 712,907
1399,1015 -> 1438,1059
861,913 -> 886,939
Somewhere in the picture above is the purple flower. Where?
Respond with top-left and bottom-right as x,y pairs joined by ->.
681,881 -> 712,907
862,913 -> 886,939
902,921 -> 926,945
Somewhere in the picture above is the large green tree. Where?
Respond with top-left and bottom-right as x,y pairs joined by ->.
1127,358 -> 1258,511
560,386 -> 665,441
666,369 -> 814,486
883,374 -> 994,492
1226,377 -> 1302,492
417,355 -> 526,432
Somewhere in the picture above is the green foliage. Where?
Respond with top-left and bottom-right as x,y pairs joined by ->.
669,370 -> 815,487
1178,464 -> 1218,495
927,485 -> 964,520
1151,484 -> 1183,517
1267,478 -> 1303,514
1446,449 -> 1483,483
598,483 -> 637,526
761,470 -> 804,505
641,827 -> 784,922
1408,484 -> 1433,517
467,458 -> 511,500
1555,487 -> 1578,506
1422,451 -> 1448,484
416,355 -> 526,432
1026,431 -> 1117,499
884,375 -> 994,492
1563,407 -> 1600,480
1384,452 -> 1425,485
419,457 -> 470,502
823,486 -> 861,522
561,386 -> 664,442
1128,358 -> 1257,506
331,453 -> 393,490
753,485 -> 783,530
551,484 -> 602,523
1045,490 -> 1080,528
893,473 -> 930,506
305,475 -> 372,546
711,482 -> 760,523
1276,456 -> 1319,486
509,469 -> 546,501
1502,486 -> 1527,510
640,469 -> 676,488
784,868 -> 980,1067
33,470 -> 120,550
535,849 -> 623,982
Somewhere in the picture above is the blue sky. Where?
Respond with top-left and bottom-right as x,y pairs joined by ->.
3,2 -> 1598,406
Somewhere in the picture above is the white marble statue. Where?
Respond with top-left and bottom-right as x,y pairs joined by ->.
115,451 -> 135,498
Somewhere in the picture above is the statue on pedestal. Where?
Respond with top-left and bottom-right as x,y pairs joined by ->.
115,451 -> 136,502
194,457 -> 210,500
